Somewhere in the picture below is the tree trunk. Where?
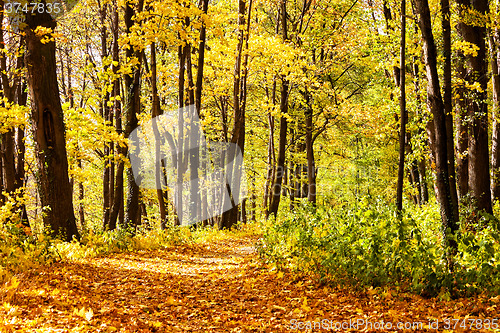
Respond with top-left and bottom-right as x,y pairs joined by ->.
490,24 -> 500,201
220,0 -> 251,229
396,0 -> 406,213
0,9 -> 28,224
267,82 -> 289,218
304,89 -> 316,206
457,0 -> 492,214
150,42 -> 168,228
455,49 -> 469,201
441,0 -> 459,219
264,82 -> 276,214
107,0 -> 123,231
0,130 -> 16,194
123,0 -> 144,229
190,0 -> 209,225
23,12 -> 79,241
415,0 -> 458,265
78,157 -> 85,228
99,0 -> 112,229
267,0 -> 289,219
410,28 -> 429,204
176,44 -> 187,226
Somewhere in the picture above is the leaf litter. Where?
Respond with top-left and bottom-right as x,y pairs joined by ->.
0,235 -> 498,332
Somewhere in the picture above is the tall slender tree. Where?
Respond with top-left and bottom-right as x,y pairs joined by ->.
267,0 -> 289,219
396,0 -> 406,213
441,0 -> 458,220
414,0 -> 458,266
220,0 -> 251,229
489,1 -> 500,202
108,0 -> 124,230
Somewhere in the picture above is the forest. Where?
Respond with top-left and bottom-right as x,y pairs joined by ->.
1,0 -> 500,330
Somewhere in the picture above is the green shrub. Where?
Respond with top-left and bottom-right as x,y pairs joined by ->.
257,198 -> 500,296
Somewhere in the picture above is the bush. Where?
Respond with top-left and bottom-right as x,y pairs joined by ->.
0,220 -> 197,282
257,197 -> 500,296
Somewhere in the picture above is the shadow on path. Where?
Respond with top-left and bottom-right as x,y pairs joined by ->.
1,236 -> 498,332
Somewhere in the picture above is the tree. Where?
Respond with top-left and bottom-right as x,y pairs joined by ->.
304,89 -> 316,206
489,1 -> 500,202
396,0 -> 406,213
220,0 -> 252,229
457,0 -> 492,214
441,0 -> 458,220
123,0 -> 144,229
150,42 -> 169,229
0,5 -> 28,225
106,0 -> 122,231
414,0 -> 458,265
267,0 -> 289,219
23,11 -> 79,241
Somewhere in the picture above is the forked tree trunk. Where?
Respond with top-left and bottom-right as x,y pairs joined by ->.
415,0 -> 458,265
176,43 -> 187,226
191,0 -> 209,225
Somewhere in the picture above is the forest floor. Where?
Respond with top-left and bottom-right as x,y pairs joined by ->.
1,233 -> 499,332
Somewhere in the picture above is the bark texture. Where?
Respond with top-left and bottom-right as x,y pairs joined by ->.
24,12 -> 79,241
457,0 -> 492,213
415,0 -> 458,262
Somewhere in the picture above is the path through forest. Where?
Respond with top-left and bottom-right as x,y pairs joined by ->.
1,234 -> 499,332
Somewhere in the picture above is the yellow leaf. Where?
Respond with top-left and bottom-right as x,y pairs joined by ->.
85,308 -> 94,321
5,277 -> 19,290
166,296 -> 179,306
74,306 -> 93,321
301,297 -> 311,312
272,304 -> 286,311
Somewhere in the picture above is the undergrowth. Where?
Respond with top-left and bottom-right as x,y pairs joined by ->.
0,218 -> 258,284
257,197 -> 500,298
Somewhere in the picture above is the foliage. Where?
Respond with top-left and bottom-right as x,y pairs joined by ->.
0,220 -> 176,283
257,198 -> 500,297
0,225 -> 56,284
0,0 -> 499,320
0,100 -> 28,134
0,214 -> 258,284
2,231 -> 500,331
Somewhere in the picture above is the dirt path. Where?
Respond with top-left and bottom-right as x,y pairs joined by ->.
1,235 -> 499,332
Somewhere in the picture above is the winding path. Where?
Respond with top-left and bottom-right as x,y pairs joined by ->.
1,234 -> 497,332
